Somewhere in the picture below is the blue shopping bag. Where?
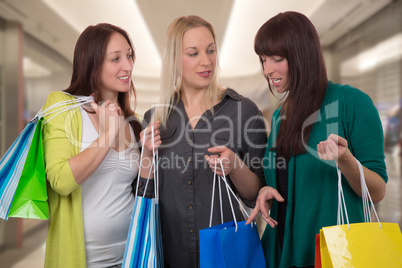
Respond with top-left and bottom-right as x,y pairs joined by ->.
199,220 -> 265,268
122,126 -> 163,268
199,160 -> 265,268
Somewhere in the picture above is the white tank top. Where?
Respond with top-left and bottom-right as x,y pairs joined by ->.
79,106 -> 139,267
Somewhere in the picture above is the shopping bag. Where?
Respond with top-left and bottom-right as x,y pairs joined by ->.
199,220 -> 265,268
8,117 -> 48,219
315,234 -> 321,268
199,160 -> 265,268
0,121 -> 36,219
320,222 -> 402,267
122,125 -> 163,268
0,94 -> 93,220
319,159 -> 402,267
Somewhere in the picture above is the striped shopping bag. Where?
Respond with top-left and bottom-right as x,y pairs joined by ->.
0,93 -> 93,220
0,120 -> 37,219
122,125 -> 163,268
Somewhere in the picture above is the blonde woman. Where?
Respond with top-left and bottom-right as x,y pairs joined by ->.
138,15 -> 267,267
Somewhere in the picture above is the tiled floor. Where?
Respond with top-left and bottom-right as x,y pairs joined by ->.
0,153 -> 401,268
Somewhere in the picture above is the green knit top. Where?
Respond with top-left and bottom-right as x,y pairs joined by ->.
261,81 -> 387,268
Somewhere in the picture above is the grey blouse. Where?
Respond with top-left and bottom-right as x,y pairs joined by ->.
138,88 -> 267,268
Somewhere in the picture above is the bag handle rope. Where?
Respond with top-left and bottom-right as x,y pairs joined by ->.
208,159 -> 253,232
337,158 -> 381,230
134,125 -> 159,201
33,93 -> 94,125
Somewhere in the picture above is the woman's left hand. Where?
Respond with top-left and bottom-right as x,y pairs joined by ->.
140,121 -> 161,157
205,146 -> 238,176
317,134 -> 349,162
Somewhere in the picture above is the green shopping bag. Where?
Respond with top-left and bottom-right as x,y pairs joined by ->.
8,117 -> 48,219
0,93 -> 93,220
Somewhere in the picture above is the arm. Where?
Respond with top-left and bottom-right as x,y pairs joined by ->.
205,106 -> 268,202
317,87 -> 387,204
245,186 -> 284,226
317,134 -> 386,203
68,100 -> 127,184
43,92 -> 82,195
44,93 -> 126,194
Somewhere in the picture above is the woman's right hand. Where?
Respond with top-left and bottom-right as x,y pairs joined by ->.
90,100 -> 125,140
140,121 -> 162,157
245,186 -> 285,228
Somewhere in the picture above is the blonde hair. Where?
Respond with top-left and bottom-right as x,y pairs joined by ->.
154,15 -> 224,126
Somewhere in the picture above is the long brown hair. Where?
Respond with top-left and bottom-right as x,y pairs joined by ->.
65,23 -> 141,140
254,11 -> 328,160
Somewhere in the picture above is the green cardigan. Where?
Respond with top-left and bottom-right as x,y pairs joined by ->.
261,81 -> 388,268
43,91 -> 86,268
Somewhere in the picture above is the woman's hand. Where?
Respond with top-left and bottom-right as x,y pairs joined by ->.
140,121 -> 162,157
69,100 -> 126,184
205,146 -> 238,176
206,146 -> 262,201
318,134 -> 386,203
90,100 -> 125,146
245,186 -> 284,228
317,134 -> 349,162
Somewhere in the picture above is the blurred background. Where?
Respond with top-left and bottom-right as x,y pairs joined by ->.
0,0 -> 401,267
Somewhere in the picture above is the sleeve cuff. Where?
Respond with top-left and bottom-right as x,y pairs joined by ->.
136,177 -> 155,198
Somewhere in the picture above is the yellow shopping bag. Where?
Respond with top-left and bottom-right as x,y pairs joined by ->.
320,222 -> 402,267
318,159 -> 402,267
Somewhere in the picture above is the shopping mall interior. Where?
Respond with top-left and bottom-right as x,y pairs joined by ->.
0,0 -> 401,267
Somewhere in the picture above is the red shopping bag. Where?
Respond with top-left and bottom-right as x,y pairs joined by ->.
315,234 -> 321,268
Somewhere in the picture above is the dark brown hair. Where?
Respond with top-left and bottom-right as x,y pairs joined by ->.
254,11 -> 328,160
65,23 -> 141,140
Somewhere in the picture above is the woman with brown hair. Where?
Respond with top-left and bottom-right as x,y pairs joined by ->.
246,11 -> 387,268
42,23 -> 141,268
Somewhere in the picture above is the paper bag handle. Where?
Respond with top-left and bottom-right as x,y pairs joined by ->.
208,159 -> 251,232
35,93 -> 94,124
337,158 -> 381,229
135,125 -> 159,202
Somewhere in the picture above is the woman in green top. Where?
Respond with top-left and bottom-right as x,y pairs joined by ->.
246,11 -> 387,268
